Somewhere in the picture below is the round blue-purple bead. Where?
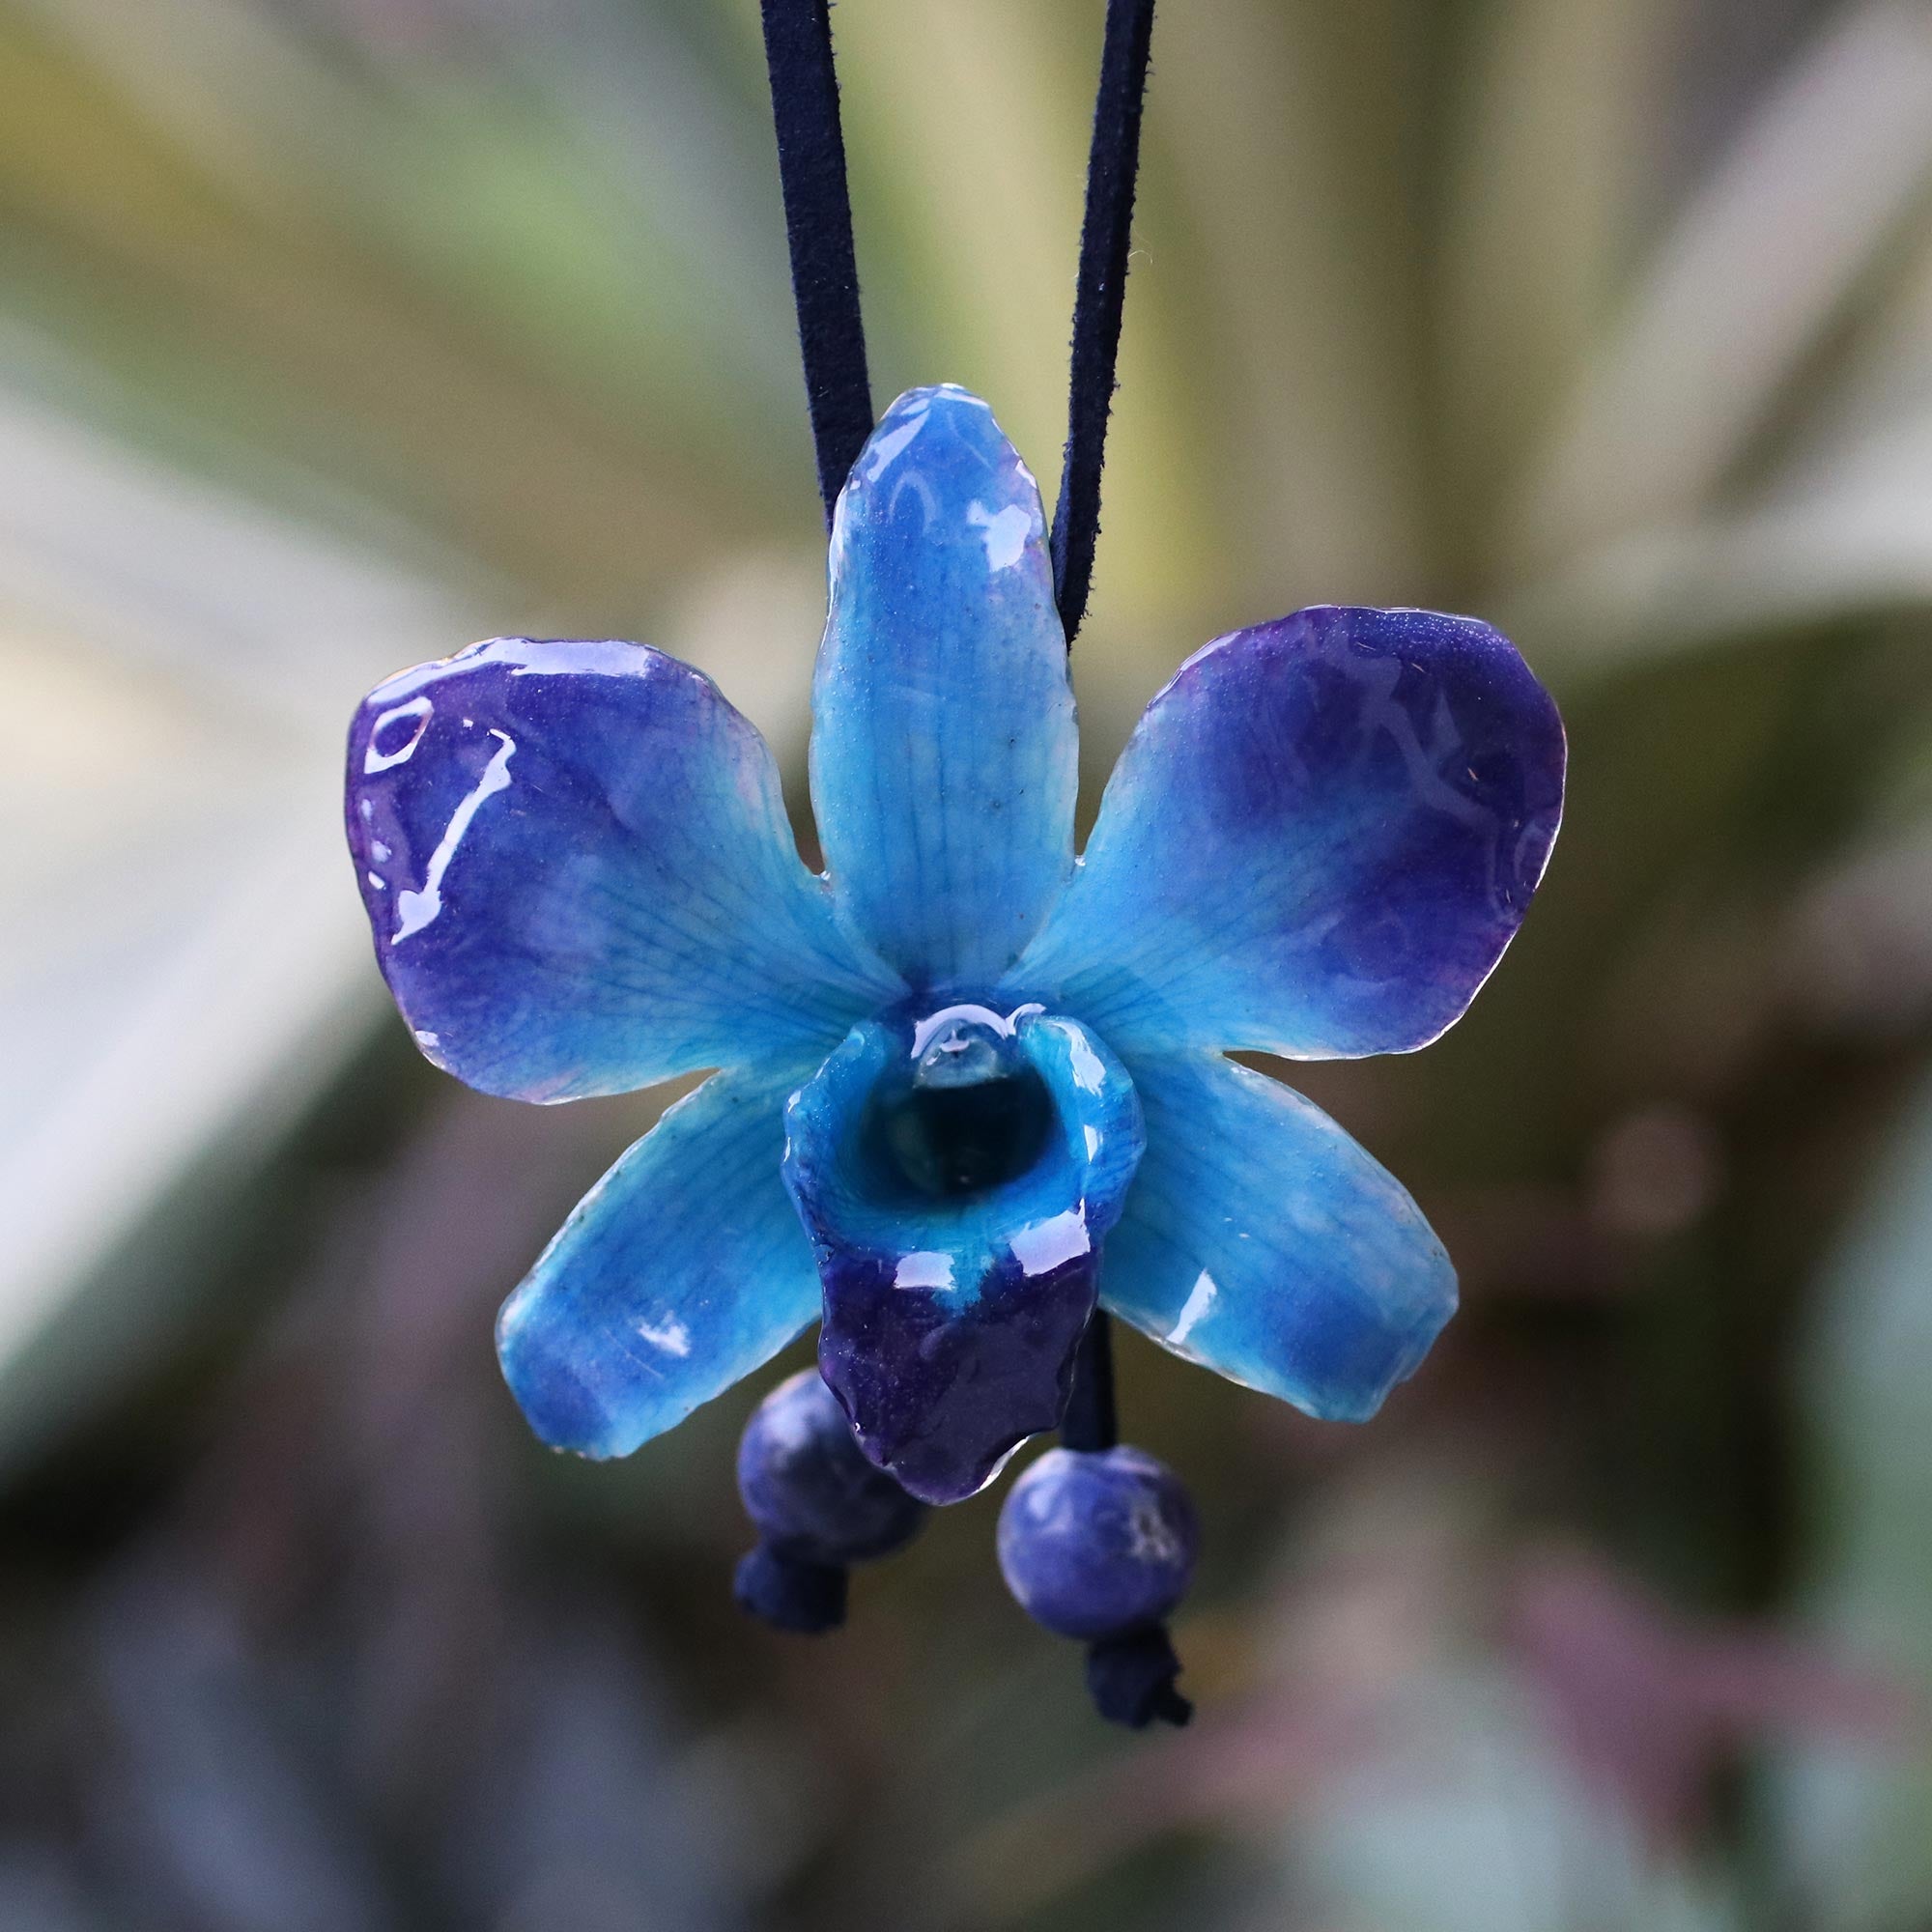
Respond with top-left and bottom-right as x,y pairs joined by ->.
997,1446 -> 1198,1640
737,1370 -> 925,1565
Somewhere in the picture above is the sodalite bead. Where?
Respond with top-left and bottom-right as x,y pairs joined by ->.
737,1369 -> 924,1565
997,1445 -> 1198,1640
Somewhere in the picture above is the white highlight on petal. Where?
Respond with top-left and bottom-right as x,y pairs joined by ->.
1168,1270 -> 1218,1350
392,728 -> 515,944
635,1315 -> 693,1357
1065,1027 -> 1108,1095
966,499 -> 1032,571
895,1251 -> 954,1292
362,696 -> 434,773
412,1029 -> 440,1048
859,412 -> 924,480
1009,1209 -> 1091,1276
910,1002 -> 1054,1060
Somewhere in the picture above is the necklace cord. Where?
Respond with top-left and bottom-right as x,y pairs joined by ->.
1050,0 -> 1156,644
758,0 -> 875,526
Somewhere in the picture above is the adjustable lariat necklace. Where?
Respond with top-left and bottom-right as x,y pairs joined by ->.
344,0 -> 1566,1729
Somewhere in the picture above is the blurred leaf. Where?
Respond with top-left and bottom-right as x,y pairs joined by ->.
1438,0 -> 1670,555
1763,1068 -> 1932,1932
1513,0 -> 1932,575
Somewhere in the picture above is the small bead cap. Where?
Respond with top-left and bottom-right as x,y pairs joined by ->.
1087,1624 -> 1192,1728
733,1545 -> 848,1634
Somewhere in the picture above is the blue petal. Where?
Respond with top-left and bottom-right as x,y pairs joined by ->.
810,387 -> 1078,995
1100,1053 -> 1456,1420
347,638 -> 901,1101
497,1062 -> 822,1457
1009,607 -> 1565,1058
782,1004 -> 1144,1503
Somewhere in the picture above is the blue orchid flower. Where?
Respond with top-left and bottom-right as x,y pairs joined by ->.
345,384 -> 1565,1506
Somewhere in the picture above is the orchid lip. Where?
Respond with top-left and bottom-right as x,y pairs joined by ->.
782,1002 -> 1145,1503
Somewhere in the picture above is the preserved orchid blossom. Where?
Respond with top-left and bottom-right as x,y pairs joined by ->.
345,384 -> 1565,1506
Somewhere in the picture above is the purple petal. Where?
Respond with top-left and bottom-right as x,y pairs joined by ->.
1009,606 -> 1565,1058
347,638 -> 900,1101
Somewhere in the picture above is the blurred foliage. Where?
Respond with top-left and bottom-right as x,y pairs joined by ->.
4,0 -> 1932,1926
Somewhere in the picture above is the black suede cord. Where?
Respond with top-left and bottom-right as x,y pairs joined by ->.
1059,1306 -> 1119,1453
758,0 -> 875,525
1049,0 -> 1157,643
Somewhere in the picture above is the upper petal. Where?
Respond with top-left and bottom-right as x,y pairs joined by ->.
1008,606 -> 1565,1058
347,638 -> 901,1101
497,1060 -> 822,1458
809,386 -> 1078,995
782,1005 -> 1143,1503
1100,1052 -> 1456,1421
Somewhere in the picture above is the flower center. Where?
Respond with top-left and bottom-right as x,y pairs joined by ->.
867,1003 -> 1053,1199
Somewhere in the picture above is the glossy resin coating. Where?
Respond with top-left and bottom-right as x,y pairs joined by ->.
342,384 -> 1567,1497
998,1446 -> 1198,1639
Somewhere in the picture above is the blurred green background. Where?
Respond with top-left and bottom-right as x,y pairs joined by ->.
4,0 -> 1932,1925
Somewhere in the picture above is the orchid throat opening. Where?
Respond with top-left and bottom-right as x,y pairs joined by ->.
867,1003 -> 1054,1202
